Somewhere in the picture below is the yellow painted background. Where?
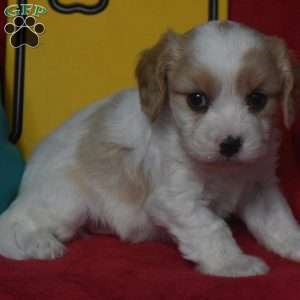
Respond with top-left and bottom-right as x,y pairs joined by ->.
5,0 -> 228,158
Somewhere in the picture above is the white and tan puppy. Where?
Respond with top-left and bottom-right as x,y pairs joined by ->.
0,21 -> 299,277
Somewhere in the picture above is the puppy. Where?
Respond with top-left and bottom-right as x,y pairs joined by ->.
0,21 -> 299,277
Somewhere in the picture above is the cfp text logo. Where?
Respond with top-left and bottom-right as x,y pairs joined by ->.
4,4 -> 46,48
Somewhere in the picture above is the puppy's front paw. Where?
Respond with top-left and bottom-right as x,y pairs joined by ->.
198,254 -> 269,277
17,230 -> 65,260
274,234 -> 300,262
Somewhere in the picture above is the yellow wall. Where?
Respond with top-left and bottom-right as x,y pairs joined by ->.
5,0 -> 228,158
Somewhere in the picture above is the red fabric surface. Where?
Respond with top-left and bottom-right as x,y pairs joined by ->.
0,224 -> 299,300
1,1 -> 300,300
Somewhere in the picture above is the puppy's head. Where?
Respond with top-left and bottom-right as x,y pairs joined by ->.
136,21 -> 299,165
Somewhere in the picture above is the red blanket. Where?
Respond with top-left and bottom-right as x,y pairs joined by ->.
1,1 -> 300,299
0,224 -> 299,300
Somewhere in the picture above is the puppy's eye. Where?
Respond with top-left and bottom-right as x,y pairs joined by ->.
246,92 -> 268,113
187,92 -> 210,113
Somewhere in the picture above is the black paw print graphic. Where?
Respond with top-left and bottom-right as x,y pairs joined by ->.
4,16 -> 45,48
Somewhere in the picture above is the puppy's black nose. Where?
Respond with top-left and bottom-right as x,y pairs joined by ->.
220,136 -> 242,158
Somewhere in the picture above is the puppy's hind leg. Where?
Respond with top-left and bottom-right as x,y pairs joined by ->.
0,174 -> 88,260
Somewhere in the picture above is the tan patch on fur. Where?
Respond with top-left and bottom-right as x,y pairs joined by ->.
291,65 -> 300,119
238,39 -> 300,127
266,37 -> 299,128
75,98 -> 148,207
217,20 -> 237,32
237,47 -> 283,118
238,48 -> 282,97
170,62 -> 220,99
135,31 -> 181,121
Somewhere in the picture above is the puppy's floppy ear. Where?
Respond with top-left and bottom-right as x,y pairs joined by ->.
135,31 -> 180,121
267,37 -> 300,129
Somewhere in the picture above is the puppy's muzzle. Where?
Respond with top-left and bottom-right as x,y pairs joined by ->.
220,136 -> 242,158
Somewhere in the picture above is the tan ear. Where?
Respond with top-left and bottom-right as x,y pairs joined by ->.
267,37 -> 299,128
135,31 -> 180,121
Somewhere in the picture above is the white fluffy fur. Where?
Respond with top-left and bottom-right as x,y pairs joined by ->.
0,21 -> 300,277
